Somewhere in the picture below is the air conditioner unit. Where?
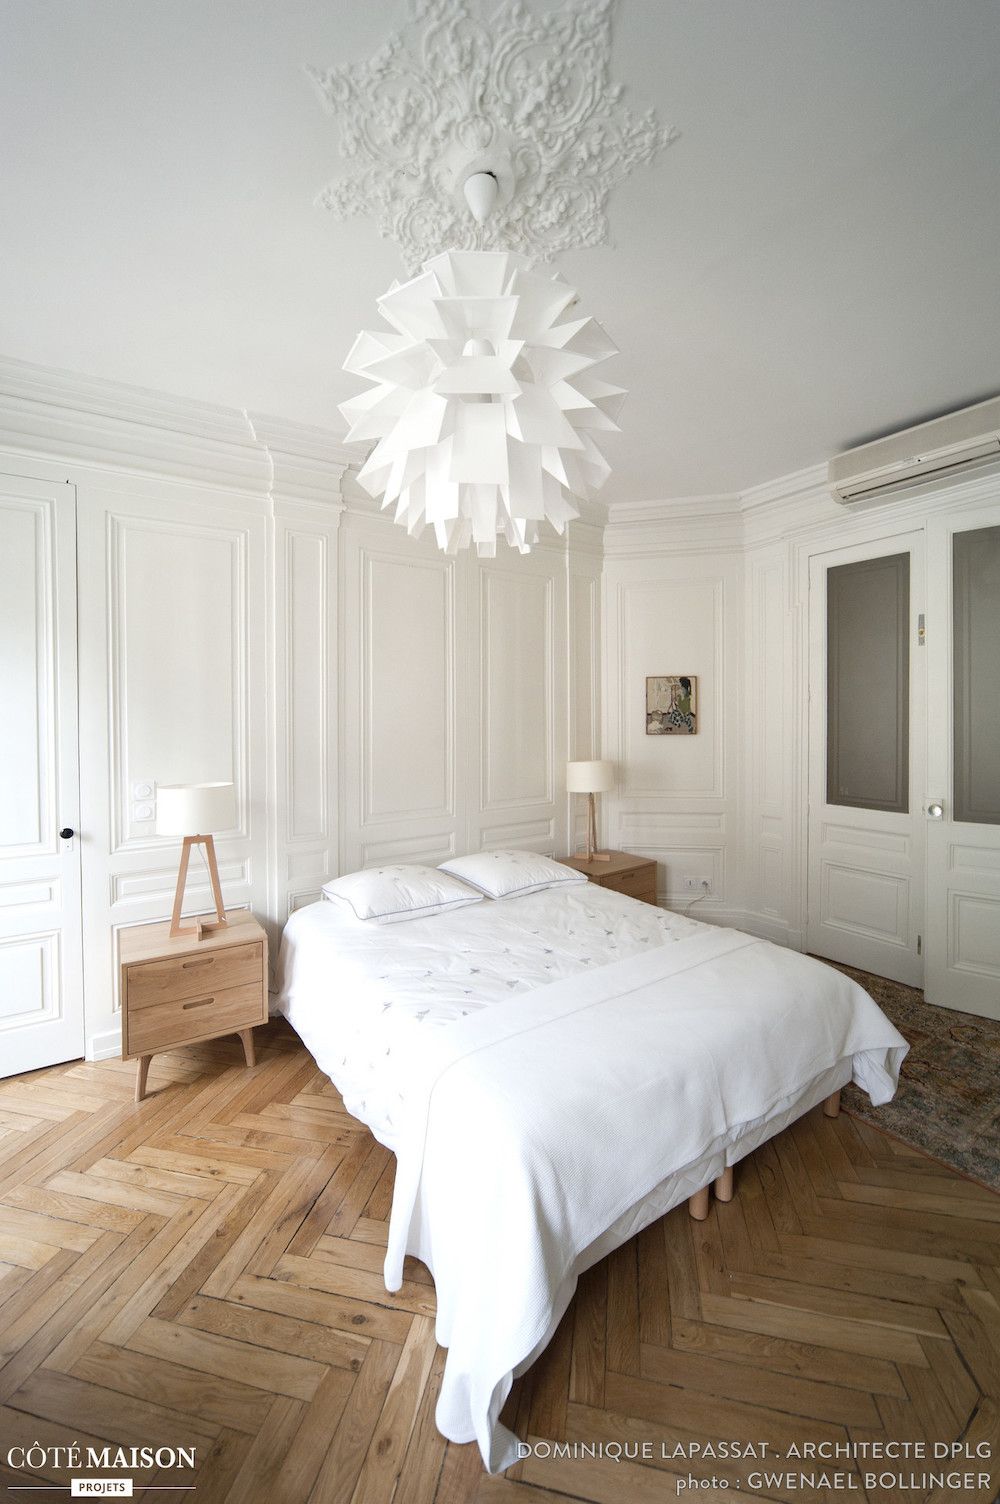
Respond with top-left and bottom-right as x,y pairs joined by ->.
829,395 -> 1000,507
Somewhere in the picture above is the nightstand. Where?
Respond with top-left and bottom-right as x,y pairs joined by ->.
560,850 -> 658,906
119,909 -> 268,1102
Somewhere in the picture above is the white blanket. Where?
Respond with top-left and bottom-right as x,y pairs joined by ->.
384,925 -> 908,1472
276,883 -> 707,1147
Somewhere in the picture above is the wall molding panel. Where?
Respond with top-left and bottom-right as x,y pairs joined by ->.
271,494 -> 343,929
602,549 -> 742,922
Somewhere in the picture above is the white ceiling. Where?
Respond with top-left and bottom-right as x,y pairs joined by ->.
2,0 -> 999,500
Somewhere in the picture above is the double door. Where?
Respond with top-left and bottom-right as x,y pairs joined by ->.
808,502 -> 1000,1018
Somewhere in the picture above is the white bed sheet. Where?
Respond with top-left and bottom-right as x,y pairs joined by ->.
276,882 -> 705,1148
276,885 -> 905,1472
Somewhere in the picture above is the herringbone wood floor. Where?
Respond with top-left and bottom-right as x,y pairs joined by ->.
0,1020 -> 997,1504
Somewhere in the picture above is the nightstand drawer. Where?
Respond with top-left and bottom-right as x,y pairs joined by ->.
125,941 -> 263,1009
602,865 -> 656,900
126,981 -> 266,1056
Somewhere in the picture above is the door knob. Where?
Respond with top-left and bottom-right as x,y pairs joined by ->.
59,827 -> 75,840
926,802 -> 944,820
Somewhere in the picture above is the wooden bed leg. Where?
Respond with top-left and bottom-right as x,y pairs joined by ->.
714,1166 -> 734,1202
823,1089 -> 841,1118
688,1186 -> 710,1221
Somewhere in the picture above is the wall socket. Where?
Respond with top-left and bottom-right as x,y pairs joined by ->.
683,876 -> 712,893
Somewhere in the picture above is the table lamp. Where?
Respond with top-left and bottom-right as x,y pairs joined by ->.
566,760 -> 614,863
155,782 -> 236,939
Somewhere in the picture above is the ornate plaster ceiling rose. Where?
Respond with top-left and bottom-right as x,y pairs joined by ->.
340,249 -> 624,556
309,0 -> 680,270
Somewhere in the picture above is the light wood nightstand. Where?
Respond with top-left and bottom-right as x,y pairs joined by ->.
119,909 -> 268,1102
560,850 -> 658,906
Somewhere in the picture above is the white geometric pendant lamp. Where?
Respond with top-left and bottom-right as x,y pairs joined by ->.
340,250 -> 625,557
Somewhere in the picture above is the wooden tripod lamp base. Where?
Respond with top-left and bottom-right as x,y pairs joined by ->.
156,783 -> 236,942
169,835 -> 229,940
582,791 -> 612,862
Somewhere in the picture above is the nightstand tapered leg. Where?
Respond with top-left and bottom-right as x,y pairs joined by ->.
135,1055 -> 151,1103
238,1028 -> 256,1068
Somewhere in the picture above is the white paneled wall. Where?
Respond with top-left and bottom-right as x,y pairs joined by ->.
339,478 -> 584,878
602,504 -> 744,922
0,358 -> 593,1060
10,353 -> 997,1064
76,471 -> 271,1057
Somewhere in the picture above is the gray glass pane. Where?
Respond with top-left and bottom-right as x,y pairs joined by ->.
954,525 -> 1000,826
827,554 -> 909,813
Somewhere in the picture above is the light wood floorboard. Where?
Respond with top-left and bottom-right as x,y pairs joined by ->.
0,1021 -> 997,1503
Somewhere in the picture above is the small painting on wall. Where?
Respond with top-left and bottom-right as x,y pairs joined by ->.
646,675 -> 697,734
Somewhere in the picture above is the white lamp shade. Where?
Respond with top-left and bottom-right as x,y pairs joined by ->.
566,760 -> 614,794
155,782 -> 236,837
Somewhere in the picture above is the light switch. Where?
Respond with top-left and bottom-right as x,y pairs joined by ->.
133,781 -> 154,800
135,803 -> 154,822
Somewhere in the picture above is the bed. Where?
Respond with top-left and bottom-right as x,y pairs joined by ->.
276,867 -> 907,1473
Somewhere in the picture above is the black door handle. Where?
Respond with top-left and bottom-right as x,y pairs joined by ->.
59,827 -> 75,840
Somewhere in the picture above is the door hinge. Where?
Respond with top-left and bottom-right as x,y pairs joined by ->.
917,613 -> 925,646
917,934 -> 922,956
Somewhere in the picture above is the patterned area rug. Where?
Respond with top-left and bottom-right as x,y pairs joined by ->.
818,958 -> 1000,1191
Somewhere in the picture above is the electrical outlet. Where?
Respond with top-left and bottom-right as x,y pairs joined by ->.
683,876 -> 712,893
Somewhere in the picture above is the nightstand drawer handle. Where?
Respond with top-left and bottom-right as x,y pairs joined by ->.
182,956 -> 215,969
182,996 -> 215,1010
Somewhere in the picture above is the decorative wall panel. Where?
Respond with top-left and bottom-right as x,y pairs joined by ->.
363,552 -> 455,823
109,516 -> 247,850
603,549 -> 741,920
286,532 -> 330,842
481,569 -> 553,810
617,578 -> 725,799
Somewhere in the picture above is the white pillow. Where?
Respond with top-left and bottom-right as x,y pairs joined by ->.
322,864 -> 483,924
438,850 -> 588,901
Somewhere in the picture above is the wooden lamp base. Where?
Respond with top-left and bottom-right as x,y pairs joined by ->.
169,834 -> 229,940
576,790 -> 611,863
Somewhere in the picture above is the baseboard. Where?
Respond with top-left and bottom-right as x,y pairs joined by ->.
86,1026 -> 122,1062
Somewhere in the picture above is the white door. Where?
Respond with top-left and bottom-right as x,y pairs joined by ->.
0,474 -> 85,1075
807,533 -> 925,985
924,502 -> 1000,1019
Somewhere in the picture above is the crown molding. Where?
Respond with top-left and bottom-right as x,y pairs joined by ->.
0,354 -> 351,504
244,411 -> 349,511
602,492 -> 743,555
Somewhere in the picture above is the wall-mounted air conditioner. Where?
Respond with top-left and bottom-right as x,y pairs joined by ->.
829,395 -> 1000,507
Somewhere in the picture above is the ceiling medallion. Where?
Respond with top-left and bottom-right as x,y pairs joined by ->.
309,0 -> 680,271
340,250 -> 623,557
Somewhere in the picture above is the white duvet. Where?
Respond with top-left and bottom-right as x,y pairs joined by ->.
277,883 -> 707,1147
276,888 -> 907,1472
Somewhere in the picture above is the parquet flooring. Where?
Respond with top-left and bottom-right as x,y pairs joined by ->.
0,1020 -> 998,1504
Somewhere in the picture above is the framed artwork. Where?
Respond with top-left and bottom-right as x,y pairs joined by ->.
646,675 -> 697,734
